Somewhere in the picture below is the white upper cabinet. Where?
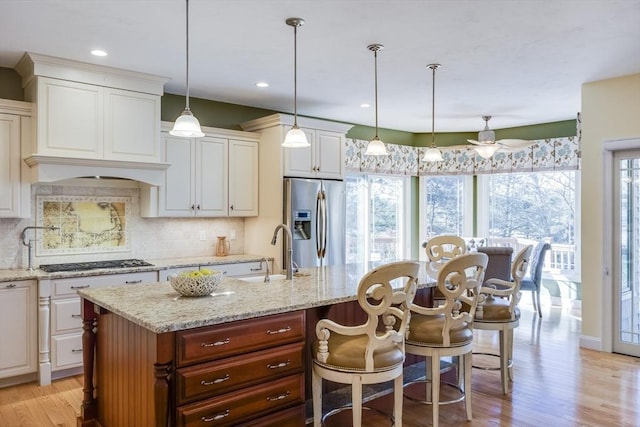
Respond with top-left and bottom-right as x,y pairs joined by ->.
229,139 -> 258,216
15,53 -> 166,163
284,128 -> 344,179
154,123 -> 259,218
0,100 -> 32,218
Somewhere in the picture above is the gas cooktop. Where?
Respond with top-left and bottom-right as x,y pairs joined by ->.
39,259 -> 154,273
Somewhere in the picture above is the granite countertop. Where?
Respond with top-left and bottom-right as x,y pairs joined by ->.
0,254 -> 272,282
78,261 -> 436,334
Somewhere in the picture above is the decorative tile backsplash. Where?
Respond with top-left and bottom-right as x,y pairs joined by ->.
36,196 -> 131,255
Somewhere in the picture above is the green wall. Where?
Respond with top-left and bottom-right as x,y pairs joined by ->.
0,67 -> 24,101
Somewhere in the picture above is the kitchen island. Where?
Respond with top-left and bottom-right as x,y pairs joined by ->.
77,262 -> 435,426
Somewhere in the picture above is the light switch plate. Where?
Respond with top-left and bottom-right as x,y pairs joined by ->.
229,229 -> 237,240
199,230 -> 206,241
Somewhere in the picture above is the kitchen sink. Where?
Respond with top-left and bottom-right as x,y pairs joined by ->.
237,274 -> 287,283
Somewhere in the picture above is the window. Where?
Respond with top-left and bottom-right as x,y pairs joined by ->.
478,170 -> 580,275
345,174 -> 410,264
419,175 -> 473,252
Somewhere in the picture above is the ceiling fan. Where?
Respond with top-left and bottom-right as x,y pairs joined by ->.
467,116 -> 534,157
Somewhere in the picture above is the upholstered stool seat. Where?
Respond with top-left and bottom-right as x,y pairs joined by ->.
312,333 -> 404,372
407,313 -> 473,347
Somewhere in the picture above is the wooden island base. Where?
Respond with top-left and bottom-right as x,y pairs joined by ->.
78,287 -> 432,427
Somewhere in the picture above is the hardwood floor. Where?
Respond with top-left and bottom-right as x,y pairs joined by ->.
1,303 -> 639,426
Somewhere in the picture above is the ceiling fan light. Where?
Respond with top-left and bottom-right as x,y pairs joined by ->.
170,108 -> 204,137
282,125 -> 310,148
364,136 -> 388,156
423,146 -> 444,162
474,144 -> 500,159
478,128 -> 495,144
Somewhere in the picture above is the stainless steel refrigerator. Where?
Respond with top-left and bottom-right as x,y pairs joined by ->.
284,178 -> 345,268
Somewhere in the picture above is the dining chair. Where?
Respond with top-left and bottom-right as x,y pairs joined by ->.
404,252 -> 488,427
311,260 -> 420,427
520,242 -> 551,317
473,245 -> 533,394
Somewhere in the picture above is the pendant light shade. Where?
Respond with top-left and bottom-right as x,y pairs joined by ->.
474,143 -> 500,159
282,18 -> 310,148
170,0 -> 204,138
422,63 -> 443,162
365,44 -> 388,156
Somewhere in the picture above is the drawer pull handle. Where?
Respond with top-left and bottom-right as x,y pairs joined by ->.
71,349 -> 83,353
266,326 -> 291,335
5,284 -> 17,288
71,314 -> 82,318
267,360 -> 291,369
201,410 -> 229,423
266,391 -> 290,402
201,374 -> 230,386
201,338 -> 230,348
200,409 -> 229,423
125,280 -> 142,284
250,267 -> 261,271
70,285 -> 90,290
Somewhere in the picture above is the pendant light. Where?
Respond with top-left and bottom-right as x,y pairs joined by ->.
422,64 -> 444,162
364,44 -> 388,156
170,0 -> 204,137
282,18 -> 310,148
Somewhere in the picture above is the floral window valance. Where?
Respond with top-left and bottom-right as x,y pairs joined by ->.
345,135 -> 580,176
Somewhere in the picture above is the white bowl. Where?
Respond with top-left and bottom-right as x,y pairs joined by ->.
169,271 -> 223,297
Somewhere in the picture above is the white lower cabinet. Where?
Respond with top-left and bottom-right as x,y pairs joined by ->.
44,271 -> 156,381
0,280 -> 37,382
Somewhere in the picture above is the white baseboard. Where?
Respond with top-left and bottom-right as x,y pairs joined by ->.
579,335 -> 603,351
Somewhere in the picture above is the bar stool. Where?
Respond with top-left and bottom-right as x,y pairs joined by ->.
311,261 -> 420,427
473,245 -> 533,394
404,253 -> 488,427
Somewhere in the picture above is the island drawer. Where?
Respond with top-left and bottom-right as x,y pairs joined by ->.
51,332 -> 83,371
176,311 -> 304,366
176,373 -> 304,427
51,297 -> 82,334
176,342 -> 304,405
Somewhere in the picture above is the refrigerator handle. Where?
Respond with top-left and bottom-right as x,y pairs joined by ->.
320,190 -> 327,258
316,191 -> 323,258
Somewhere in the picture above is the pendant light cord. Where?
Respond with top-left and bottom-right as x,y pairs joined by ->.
293,23 -> 298,126
185,0 -> 191,111
374,48 -> 379,138
431,65 -> 435,147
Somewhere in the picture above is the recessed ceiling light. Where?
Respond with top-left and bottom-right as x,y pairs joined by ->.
360,103 -> 371,108
91,50 -> 108,57
256,82 -> 269,88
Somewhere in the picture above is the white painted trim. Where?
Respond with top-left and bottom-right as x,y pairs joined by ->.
579,335 -> 602,351
418,176 -> 427,262
601,137 -> 640,353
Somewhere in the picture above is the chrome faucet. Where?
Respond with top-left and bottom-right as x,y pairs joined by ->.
261,257 -> 271,283
271,223 -> 294,280
21,225 -> 60,271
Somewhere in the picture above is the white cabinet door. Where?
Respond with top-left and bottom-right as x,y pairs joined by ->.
0,114 -> 21,217
315,130 -> 344,179
0,281 -> 37,379
228,139 -> 258,217
104,88 -> 160,162
284,127 -> 314,178
161,134 -> 195,216
197,137 -> 228,216
36,77 -> 103,157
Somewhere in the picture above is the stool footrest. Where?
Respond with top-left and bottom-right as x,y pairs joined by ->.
403,379 -> 466,405
472,351 -> 513,370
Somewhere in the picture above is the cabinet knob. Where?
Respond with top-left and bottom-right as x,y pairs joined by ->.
191,204 -> 195,210
5,284 -> 16,288
230,204 -> 234,210
197,204 -> 201,210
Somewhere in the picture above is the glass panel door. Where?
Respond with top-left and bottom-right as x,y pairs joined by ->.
613,151 -> 640,356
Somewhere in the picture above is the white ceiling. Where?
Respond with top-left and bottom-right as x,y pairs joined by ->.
1,0 -> 640,133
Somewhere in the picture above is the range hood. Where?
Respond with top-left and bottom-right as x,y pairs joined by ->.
24,155 -> 170,186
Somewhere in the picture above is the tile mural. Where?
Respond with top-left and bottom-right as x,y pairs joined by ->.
36,196 -> 130,255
